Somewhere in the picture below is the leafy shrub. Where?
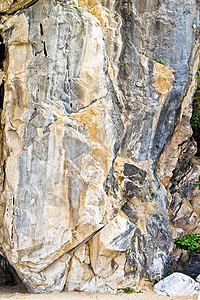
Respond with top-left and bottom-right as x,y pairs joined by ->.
191,108 -> 200,130
174,233 -> 200,255
195,69 -> 200,87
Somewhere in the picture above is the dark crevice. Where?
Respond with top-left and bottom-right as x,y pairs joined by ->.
0,255 -> 17,286
190,66 -> 200,156
43,41 -> 47,57
0,255 -> 28,292
0,34 -> 5,110
0,81 -> 4,110
11,197 -> 15,241
2,160 -> 6,191
40,23 -> 43,36
0,35 -> 5,69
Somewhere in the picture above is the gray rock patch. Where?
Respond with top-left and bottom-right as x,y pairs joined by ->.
154,272 -> 200,296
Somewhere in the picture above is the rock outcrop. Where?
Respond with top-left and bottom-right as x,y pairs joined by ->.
0,0 -> 199,294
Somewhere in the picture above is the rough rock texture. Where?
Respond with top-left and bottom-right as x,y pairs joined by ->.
154,272 -> 200,297
0,0 -> 199,294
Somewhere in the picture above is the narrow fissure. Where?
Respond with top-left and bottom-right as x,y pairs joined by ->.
43,41 -> 47,57
40,23 -> 43,36
190,66 -> 200,156
0,34 -> 5,110
0,82 -> 4,110
0,33 -> 6,194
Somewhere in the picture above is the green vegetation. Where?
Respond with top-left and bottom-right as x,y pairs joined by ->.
123,287 -> 142,294
195,69 -> 200,88
152,55 -> 166,66
190,108 -> 200,130
174,233 -> 200,255
145,53 -> 166,66
194,175 -> 200,190
72,1 -> 80,7
191,68 -> 200,131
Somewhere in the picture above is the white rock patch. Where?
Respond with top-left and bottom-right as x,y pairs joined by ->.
154,272 -> 200,297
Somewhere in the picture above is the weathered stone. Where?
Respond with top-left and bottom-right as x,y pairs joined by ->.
0,0 -> 38,14
21,253 -> 71,293
154,272 -> 200,296
0,0 -> 199,294
89,216 -> 136,277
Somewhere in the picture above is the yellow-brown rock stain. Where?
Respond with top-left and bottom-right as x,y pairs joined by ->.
72,100 -> 105,145
148,62 -> 174,163
153,63 -> 174,95
0,0 -> 34,14
78,0 -> 122,85
72,100 -> 113,177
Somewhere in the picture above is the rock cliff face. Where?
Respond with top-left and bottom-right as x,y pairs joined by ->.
0,0 -> 199,294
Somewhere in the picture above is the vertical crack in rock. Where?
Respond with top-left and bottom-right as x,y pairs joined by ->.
0,34 -> 5,110
43,41 -> 47,57
0,31 -> 6,211
191,65 -> 200,156
0,80 -> 4,110
40,23 -> 43,36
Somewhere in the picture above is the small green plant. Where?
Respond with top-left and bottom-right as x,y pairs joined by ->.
191,108 -> 200,130
71,0 -> 80,7
191,67 -> 200,145
123,287 -> 142,293
144,53 -> 166,66
194,175 -> 200,190
174,233 -> 200,255
152,55 -> 166,66
167,268 -> 172,275
195,69 -> 200,87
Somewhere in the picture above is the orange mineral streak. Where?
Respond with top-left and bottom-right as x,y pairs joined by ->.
131,198 -> 156,232
72,100 -> 112,175
153,63 -> 174,95
162,176 -> 171,188
72,101 -> 106,147
78,0 -> 122,95
148,62 -> 174,162
92,147 -> 110,175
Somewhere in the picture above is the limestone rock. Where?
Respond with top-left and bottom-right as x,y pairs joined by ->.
0,0 -> 199,294
89,216 -> 136,277
0,0 -> 37,14
154,272 -> 200,297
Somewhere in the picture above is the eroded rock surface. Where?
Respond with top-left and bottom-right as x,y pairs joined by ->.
154,272 -> 200,297
0,0 -> 199,294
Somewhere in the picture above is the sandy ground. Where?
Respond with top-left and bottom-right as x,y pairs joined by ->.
0,280 -> 199,300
